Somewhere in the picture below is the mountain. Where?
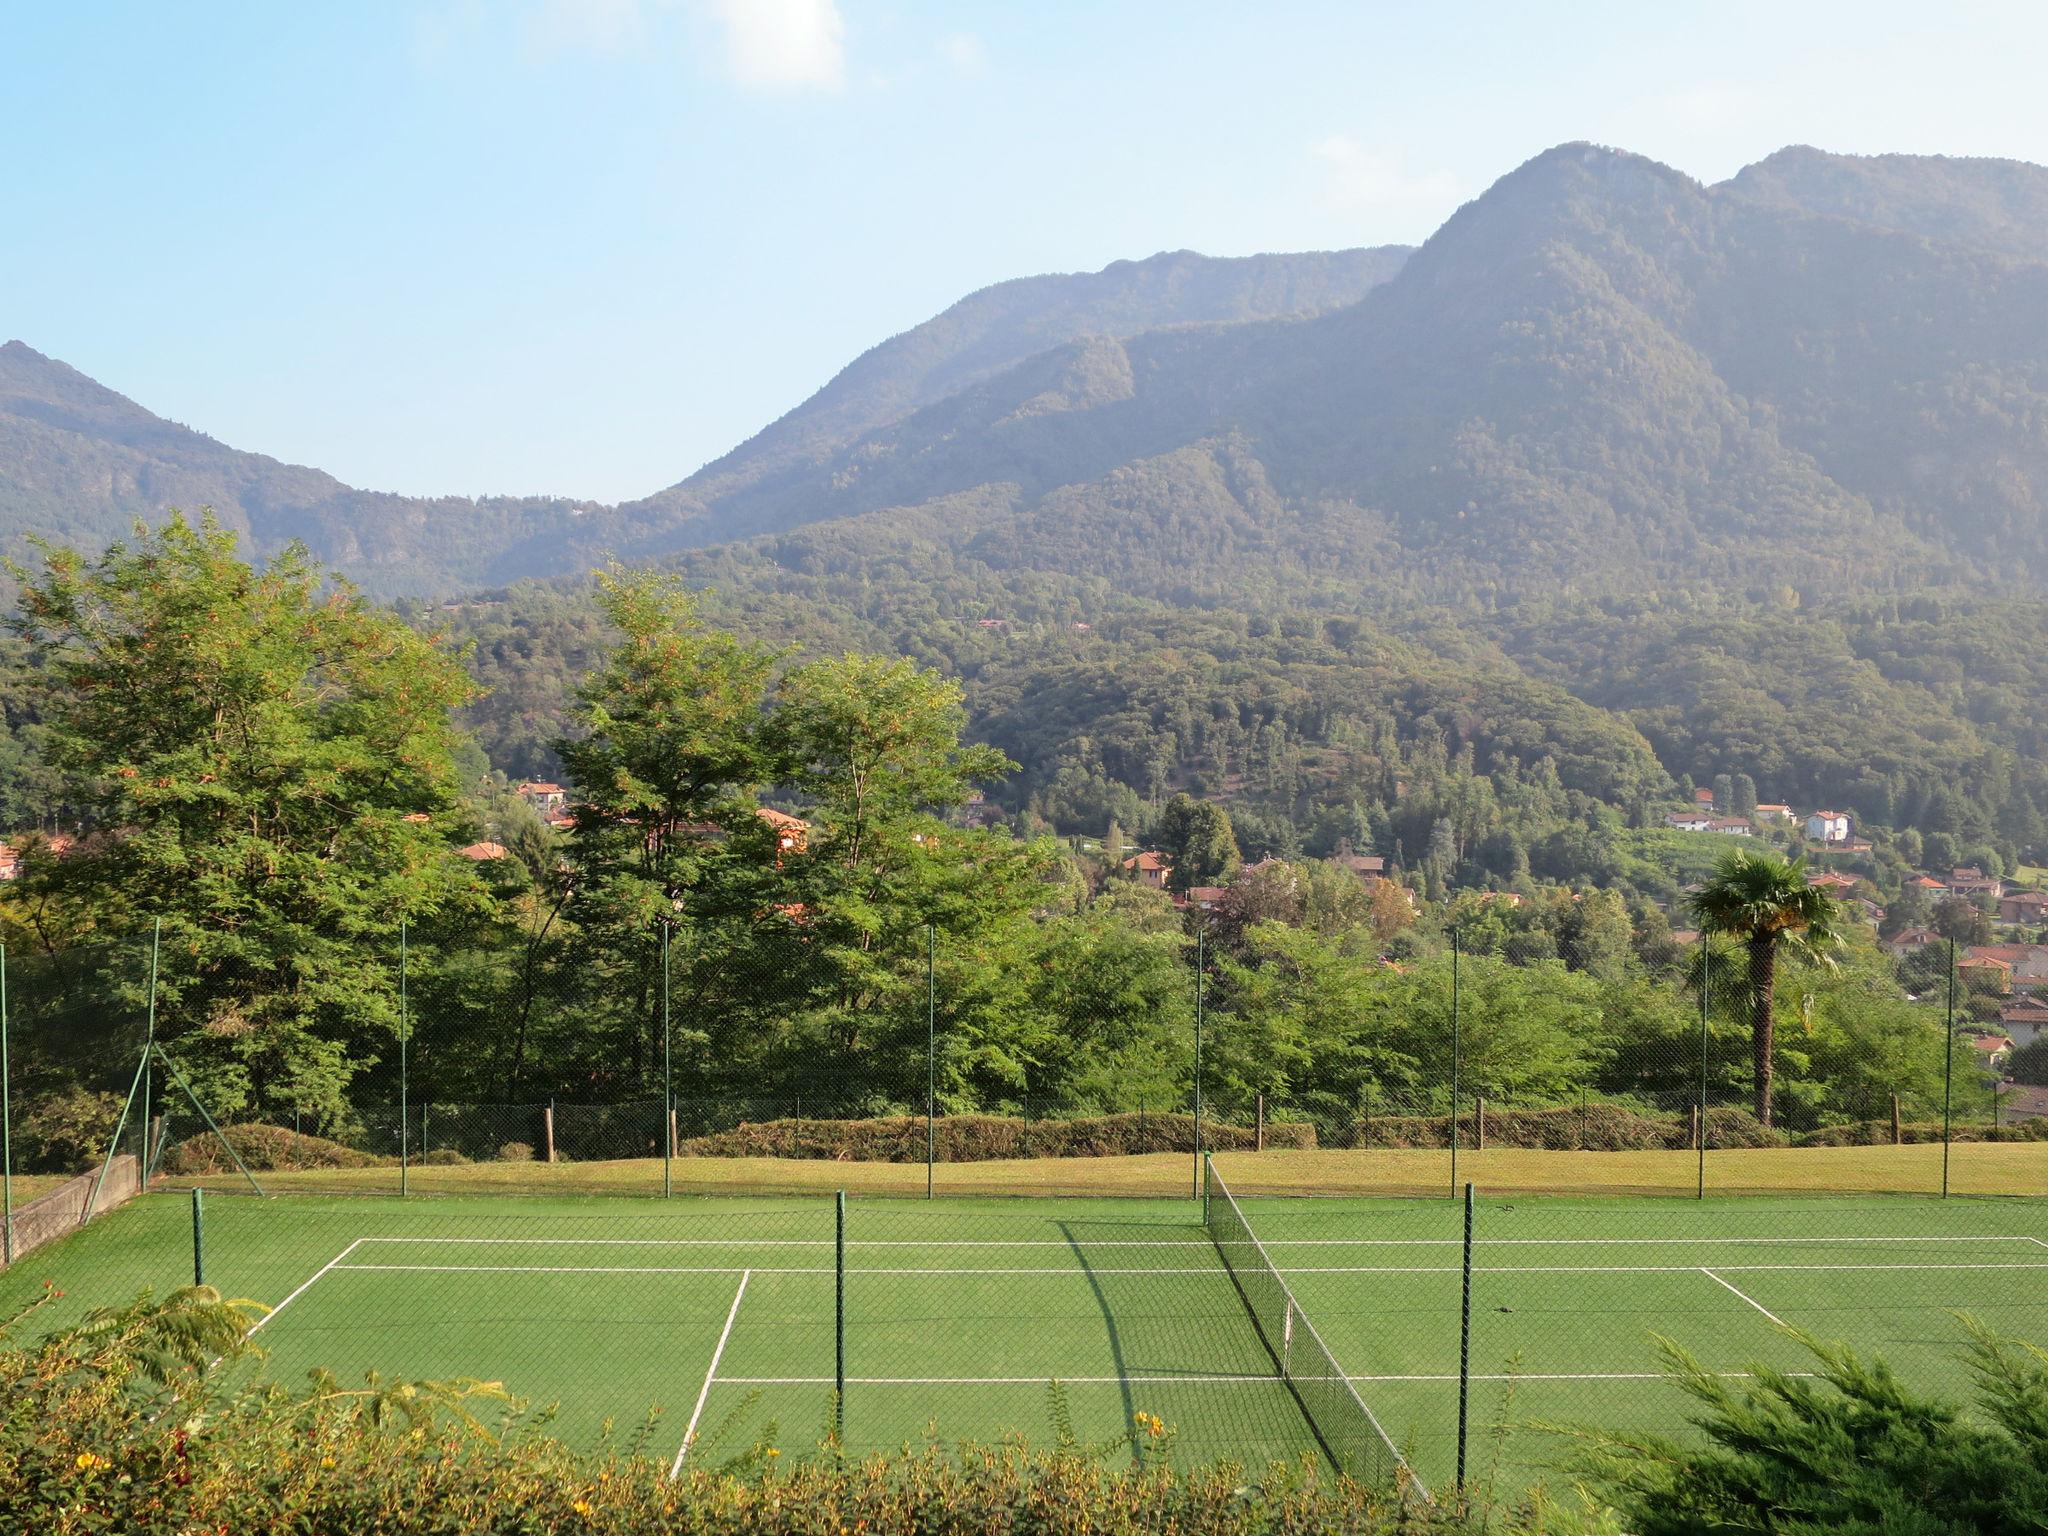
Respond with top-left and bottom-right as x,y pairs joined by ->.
0,247 -> 1409,596
629,144 -> 2048,594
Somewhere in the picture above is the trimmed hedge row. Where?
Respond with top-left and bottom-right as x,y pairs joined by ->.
678,1111 -> 1317,1162
1795,1117 -> 2048,1147
1342,1102 -> 1785,1151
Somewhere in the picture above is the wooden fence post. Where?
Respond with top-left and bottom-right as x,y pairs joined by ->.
542,1103 -> 556,1164
1473,1095 -> 1486,1151
1255,1094 -> 1265,1152
1891,1093 -> 1902,1147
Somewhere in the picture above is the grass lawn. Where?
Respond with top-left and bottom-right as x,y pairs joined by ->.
5,1160 -> 2044,1500
158,1140 -> 2048,1200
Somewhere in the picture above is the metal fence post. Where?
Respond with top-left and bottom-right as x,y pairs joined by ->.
1942,937 -> 1955,1199
835,1188 -> 846,1446
1193,926 -> 1205,1201
662,921 -> 673,1200
1698,938 -> 1710,1201
191,1187 -> 205,1287
1449,927 -> 1460,1198
926,923 -> 935,1200
1456,1181 -> 1474,1487
1,944 -> 10,1267
399,920 -> 409,1198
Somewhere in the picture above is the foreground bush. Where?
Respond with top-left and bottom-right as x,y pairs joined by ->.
0,1289 -> 1449,1536
1568,1324 -> 2048,1534
679,1110 -> 1315,1162
1346,1102 -> 1785,1151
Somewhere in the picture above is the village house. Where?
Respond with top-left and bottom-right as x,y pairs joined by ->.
2000,1002 -> 2048,1049
514,780 -> 567,813
1996,1081 -> 2048,1123
459,840 -> 509,861
1805,810 -> 1851,843
1972,1033 -> 2014,1068
1705,816 -> 1754,836
1884,925 -> 1942,957
1948,867 -> 2005,900
1692,787 -> 1717,808
1330,852 -> 1387,879
1181,884 -> 1228,911
1664,811 -> 1714,832
1122,850 -> 1172,890
1965,943 -> 2048,998
1910,874 -> 1951,897
757,807 -> 810,856
1754,803 -> 1795,821
1807,871 -> 1861,894
1999,891 -> 2048,927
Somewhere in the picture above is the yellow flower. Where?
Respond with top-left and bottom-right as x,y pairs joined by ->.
75,1451 -> 109,1471
320,1455 -> 336,1468
766,1448 -> 780,1458
572,1498 -> 592,1515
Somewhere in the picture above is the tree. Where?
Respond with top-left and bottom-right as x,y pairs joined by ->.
1931,895 -> 1993,946
6,513 -> 482,1120
553,567 -> 783,1089
1153,794 -> 1239,895
1690,851 -> 1842,1125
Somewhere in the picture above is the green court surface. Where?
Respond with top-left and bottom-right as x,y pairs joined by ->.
3,1176 -> 2043,1498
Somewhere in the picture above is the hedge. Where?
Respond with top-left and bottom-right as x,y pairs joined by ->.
160,1124 -> 393,1174
678,1111 -> 1317,1162
1342,1102 -> 1785,1151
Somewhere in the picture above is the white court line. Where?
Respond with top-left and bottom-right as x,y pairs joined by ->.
324,1259 -> 2048,1279
245,1239 -> 365,1335
718,1369 -> 1820,1386
349,1233 -> 2045,1249
1702,1268 -> 1788,1327
670,1270 -> 751,1478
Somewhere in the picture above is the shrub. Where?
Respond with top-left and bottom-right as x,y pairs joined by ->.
0,1289 -> 1441,1536
160,1124 -> 392,1174
497,1141 -> 535,1162
1573,1323 -> 2048,1532
420,1147 -> 470,1166
678,1111 -> 1315,1163
12,1087 -> 125,1173
1341,1103 -> 1785,1151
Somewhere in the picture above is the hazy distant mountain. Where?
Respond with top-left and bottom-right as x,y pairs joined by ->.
638,144 -> 2048,594
4,144 -> 2046,598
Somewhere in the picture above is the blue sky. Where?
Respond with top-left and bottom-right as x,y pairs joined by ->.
7,1 -> 2046,503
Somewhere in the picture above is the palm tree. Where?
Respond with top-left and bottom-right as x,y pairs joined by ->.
1689,851 -> 1841,1126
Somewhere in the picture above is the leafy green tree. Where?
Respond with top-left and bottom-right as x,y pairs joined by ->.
1153,793 -> 1239,895
1932,895 -> 1992,946
6,513 -> 482,1120
769,654 -> 1051,1088
554,568 -> 782,1088
1690,851 -> 1842,1124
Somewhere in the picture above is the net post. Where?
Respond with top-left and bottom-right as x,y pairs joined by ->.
834,1188 -> 846,1448
1697,937 -> 1710,1201
399,920 -> 410,1199
191,1186 -> 204,1287
1942,937 -> 1955,1198
1456,1182 -> 1474,1488
1449,927 -> 1460,1198
1,942 -> 10,1267
1202,1151 -> 1211,1225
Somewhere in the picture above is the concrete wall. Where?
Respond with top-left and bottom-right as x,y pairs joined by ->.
3,1153 -> 141,1266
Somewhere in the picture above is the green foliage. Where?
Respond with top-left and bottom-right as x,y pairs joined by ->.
6,513 -> 485,1121
1570,1324 -> 2048,1533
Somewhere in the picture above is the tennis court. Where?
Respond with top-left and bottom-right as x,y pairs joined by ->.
5,1166 -> 2044,1497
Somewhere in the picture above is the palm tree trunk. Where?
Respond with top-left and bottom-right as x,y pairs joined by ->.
1748,934 -> 1777,1126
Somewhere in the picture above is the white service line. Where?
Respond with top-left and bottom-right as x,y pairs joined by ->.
1701,1268 -> 1788,1327
331,1262 -> 1239,1277
348,1233 -> 2045,1249
717,1369 -> 1822,1387
246,1238 -> 366,1336
670,1270 -> 751,1478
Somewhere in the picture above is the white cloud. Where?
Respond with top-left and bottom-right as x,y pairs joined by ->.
706,0 -> 844,92
1309,135 -> 1464,223
938,31 -> 986,77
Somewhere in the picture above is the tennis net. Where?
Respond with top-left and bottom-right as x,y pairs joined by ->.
1203,1157 -> 1418,1494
